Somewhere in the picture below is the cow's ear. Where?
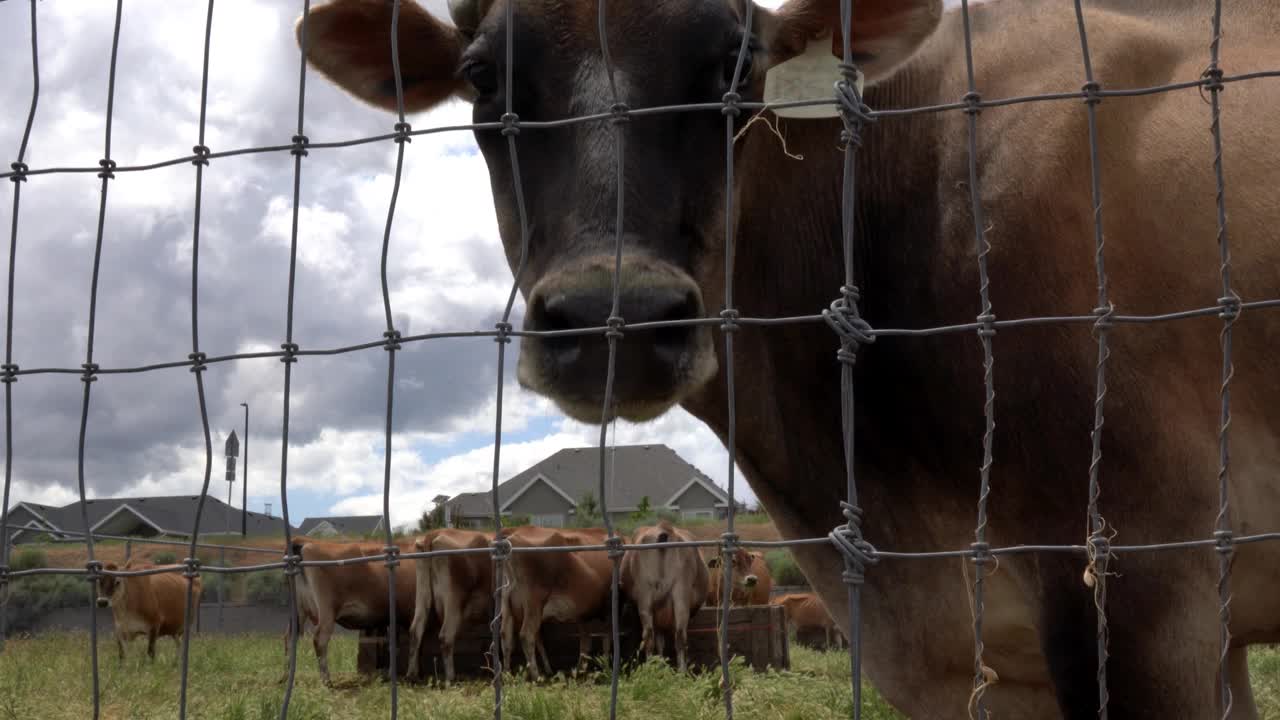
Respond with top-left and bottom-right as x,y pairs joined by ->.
299,0 -> 473,114
707,557 -> 721,568
758,0 -> 942,85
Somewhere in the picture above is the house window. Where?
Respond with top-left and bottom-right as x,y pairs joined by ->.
681,510 -> 714,521
530,514 -> 564,528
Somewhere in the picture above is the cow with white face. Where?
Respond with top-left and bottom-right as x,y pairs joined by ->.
299,1 -> 1280,717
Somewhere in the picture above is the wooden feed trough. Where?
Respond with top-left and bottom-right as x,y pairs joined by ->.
358,604 -> 789,682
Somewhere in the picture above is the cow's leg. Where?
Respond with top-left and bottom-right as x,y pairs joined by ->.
147,628 -> 158,661
537,635 -> 552,678
671,594 -> 690,673
519,613 -> 544,681
437,593 -> 468,688
407,602 -> 428,682
1226,646 -> 1259,720
637,604 -> 656,659
115,630 -> 126,661
312,611 -> 337,687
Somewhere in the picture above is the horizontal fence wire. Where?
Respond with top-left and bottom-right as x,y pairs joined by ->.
0,1 -> 1276,720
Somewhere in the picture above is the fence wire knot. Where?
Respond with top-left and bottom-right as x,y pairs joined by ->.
491,538 -> 512,563
382,545 -> 400,569
829,501 -> 878,585
1092,303 -> 1115,334
1,363 -> 17,385
187,351 -> 207,373
1082,81 -> 1102,106
84,560 -> 104,583
383,329 -> 402,351
721,91 -> 742,117
290,134 -> 309,157
719,308 -> 740,333
80,362 -> 99,384
8,161 -> 28,183
182,557 -> 201,579
97,159 -> 116,179
282,552 -> 302,577
0,564 -> 9,583
823,285 -> 875,364
963,91 -> 983,116
1214,529 -> 1235,556
500,113 -> 520,137
1218,294 -> 1241,322
835,63 -> 873,150
605,535 -> 625,560
970,541 -> 992,567
494,321 -> 512,345
1202,65 -> 1225,92
280,342 -> 299,364
719,532 -> 739,556
191,144 -> 210,167
605,315 -> 625,340
609,103 -> 630,126
976,312 -> 996,338
393,122 -> 412,144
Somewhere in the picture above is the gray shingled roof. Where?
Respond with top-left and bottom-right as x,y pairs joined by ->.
446,444 -> 728,518
5,495 -> 294,539
298,515 -> 384,537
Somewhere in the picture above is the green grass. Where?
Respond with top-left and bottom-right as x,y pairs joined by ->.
0,632 -> 897,720
0,633 -> 1274,719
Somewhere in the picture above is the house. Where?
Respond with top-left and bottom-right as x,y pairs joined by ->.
297,515 -> 385,538
444,444 -> 736,529
4,494 -> 294,545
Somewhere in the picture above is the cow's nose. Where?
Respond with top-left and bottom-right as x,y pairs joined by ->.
96,598 -> 110,608
527,282 -> 701,376
743,575 -> 758,588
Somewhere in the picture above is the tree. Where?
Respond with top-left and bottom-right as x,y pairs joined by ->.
574,492 -> 602,527
631,495 -> 652,521
417,503 -> 446,533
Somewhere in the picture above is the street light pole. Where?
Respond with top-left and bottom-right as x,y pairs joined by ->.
240,402 -> 248,537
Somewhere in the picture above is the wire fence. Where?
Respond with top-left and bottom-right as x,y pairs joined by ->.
0,1 -> 1277,719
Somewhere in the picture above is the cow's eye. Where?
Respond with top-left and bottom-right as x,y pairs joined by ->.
723,50 -> 754,90
461,58 -> 498,97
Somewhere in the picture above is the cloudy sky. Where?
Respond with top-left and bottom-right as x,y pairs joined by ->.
0,0 -> 815,532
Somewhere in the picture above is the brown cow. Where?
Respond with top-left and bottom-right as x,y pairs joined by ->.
776,591 -> 844,650
95,561 -> 201,661
301,0 -> 1280,717
406,527 -> 496,685
500,526 -> 613,680
619,520 -> 708,672
291,538 -> 415,686
705,548 -> 772,608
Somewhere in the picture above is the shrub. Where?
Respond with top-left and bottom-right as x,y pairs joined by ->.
199,572 -> 231,603
11,548 -> 48,572
4,574 -> 89,633
246,571 -> 290,606
764,549 -> 808,587
150,550 -> 177,565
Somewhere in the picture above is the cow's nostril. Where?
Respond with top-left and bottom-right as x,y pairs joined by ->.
651,291 -> 700,359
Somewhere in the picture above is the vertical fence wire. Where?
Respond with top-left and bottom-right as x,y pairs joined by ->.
716,4 -> 756,717
378,2 -> 411,716
593,2 -> 626,717
0,0 -> 40,654
958,0 -> 999,714
1069,2 -> 1114,715
1204,1 -> 1236,716
277,2 -> 312,717
73,2 -> 125,717
488,0 -> 534,713
176,3 -> 218,718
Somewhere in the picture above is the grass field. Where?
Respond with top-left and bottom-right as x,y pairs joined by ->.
0,633 -> 1276,720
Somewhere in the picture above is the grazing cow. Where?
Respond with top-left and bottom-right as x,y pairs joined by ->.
406,528 -> 496,685
619,520 -> 708,672
500,526 -> 613,680
95,561 -> 201,661
776,591 -> 844,650
299,0 -> 1280,716
705,548 -> 772,608
291,538 -> 416,686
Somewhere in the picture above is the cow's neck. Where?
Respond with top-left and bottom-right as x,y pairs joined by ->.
685,19 -> 977,549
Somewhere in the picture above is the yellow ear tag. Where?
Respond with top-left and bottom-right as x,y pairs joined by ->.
763,31 -> 864,119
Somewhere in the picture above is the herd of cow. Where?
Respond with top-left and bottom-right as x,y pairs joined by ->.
90,520 -> 843,687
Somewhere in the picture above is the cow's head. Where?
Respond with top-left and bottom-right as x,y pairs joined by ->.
300,0 -> 941,423
707,547 -> 759,588
95,562 -> 121,608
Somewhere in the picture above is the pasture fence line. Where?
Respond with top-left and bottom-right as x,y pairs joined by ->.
0,1 -> 1275,720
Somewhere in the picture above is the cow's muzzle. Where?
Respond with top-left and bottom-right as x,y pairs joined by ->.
517,255 -> 716,423
96,598 -> 110,609
743,575 -> 758,588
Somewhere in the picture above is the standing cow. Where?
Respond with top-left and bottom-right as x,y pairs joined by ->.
619,520 -> 708,672
406,527 -> 495,685
95,561 -> 202,661
706,548 -> 772,608
298,0 -> 1280,716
